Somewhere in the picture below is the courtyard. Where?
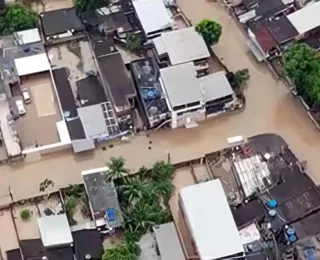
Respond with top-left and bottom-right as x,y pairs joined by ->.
15,73 -> 61,149
0,0 -> 320,203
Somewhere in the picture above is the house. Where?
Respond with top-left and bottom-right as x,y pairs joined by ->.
40,7 -> 85,44
178,180 -> 244,259
130,58 -> 169,128
132,0 -> 173,39
246,16 -> 298,61
159,63 -> 205,129
82,167 -> 123,229
159,63 -> 235,129
92,38 -> 136,122
13,28 -> 41,46
81,5 -> 132,35
153,27 -> 210,75
153,222 -> 185,260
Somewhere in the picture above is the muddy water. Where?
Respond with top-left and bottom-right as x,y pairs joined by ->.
1,0 -> 320,201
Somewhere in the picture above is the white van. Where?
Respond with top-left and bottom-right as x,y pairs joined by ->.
15,99 -> 26,115
22,88 -> 31,104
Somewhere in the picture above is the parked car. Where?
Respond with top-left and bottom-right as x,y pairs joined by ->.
15,100 -> 26,115
22,88 -> 31,104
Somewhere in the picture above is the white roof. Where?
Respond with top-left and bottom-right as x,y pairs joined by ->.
180,180 -> 244,259
153,222 -> 185,260
153,27 -> 210,65
199,71 -> 234,102
37,214 -> 73,247
160,62 -> 203,108
13,28 -> 41,45
132,0 -> 173,36
14,53 -> 50,76
287,1 -> 320,35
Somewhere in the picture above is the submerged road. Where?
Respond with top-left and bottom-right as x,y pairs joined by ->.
1,0 -> 320,202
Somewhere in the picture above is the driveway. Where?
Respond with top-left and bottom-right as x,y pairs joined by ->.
1,0 -> 320,202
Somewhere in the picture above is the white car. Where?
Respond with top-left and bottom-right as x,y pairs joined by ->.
15,100 -> 26,115
22,88 -> 31,104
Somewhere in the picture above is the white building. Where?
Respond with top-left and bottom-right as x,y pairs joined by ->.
179,180 -> 244,259
287,1 -> 320,36
153,27 -> 210,75
159,63 -> 234,129
132,0 -> 173,39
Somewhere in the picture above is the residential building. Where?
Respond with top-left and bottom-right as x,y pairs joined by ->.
13,28 -> 41,46
130,58 -> 169,128
153,27 -> 210,75
159,63 -> 235,129
40,8 -> 86,45
132,0 -> 173,39
82,167 -> 123,229
153,222 -> 185,260
92,38 -> 136,123
178,180 -> 244,259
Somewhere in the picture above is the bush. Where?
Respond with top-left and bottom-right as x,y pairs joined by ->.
0,4 -> 38,36
20,209 -> 31,221
126,34 -> 142,54
65,196 -> 78,216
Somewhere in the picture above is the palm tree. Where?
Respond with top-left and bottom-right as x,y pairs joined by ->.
124,201 -> 161,233
120,176 -> 149,204
105,157 -> 130,181
152,179 -> 175,204
151,161 -> 175,181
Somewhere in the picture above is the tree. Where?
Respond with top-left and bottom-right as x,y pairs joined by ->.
119,176 -> 149,204
152,179 -> 175,204
102,243 -> 137,260
126,34 -> 142,54
105,157 -> 130,181
76,0 -> 109,12
283,43 -> 320,107
151,161 -> 175,181
0,4 -> 38,36
234,69 -> 250,88
65,195 -> 78,216
195,19 -> 222,46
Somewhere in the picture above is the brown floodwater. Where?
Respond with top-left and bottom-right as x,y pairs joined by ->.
1,0 -> 320,202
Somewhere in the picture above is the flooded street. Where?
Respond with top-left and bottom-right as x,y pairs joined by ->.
1,0 -> 320,201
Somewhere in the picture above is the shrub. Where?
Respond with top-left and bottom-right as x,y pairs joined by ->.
20,209 -> 31,221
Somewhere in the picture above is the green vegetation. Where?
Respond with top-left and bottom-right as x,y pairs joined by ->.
0,4 -> 38,36
102,158 -> 175,260
283,43 -> 320,107
195,19 -> 222,46
20,209 -> 31,221
64,184 -> 90,223
126,34 -> 142,54
105,156 -> 130,182
76,0 -> 109,12
234,69 -> 250,88
39,178 -> 54,193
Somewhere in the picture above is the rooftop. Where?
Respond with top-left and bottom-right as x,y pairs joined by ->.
40,7 -> 85,36
153,27 -> 210,65
199,71 -> 234,103
93,38 -> 136,113
13,28 -> 41,45
153,222 -> 185,260
130,58 -> 169,126
179,179 -> 244,259
248,16 -> 298,52
81,5 -> 132,31
14,53 -> 50,76
76,75 -> 108,107
72,229 -> 104,260
132,0 -> 173,36
37,214 -> 73,247
287,1 -> 320,35
242,0 -> 286,17
20,239 -> 74,260
52,68 -> 86,141
82,167 -> 123,228
78,103 -> 120,139
160,62 -> 203,108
